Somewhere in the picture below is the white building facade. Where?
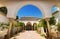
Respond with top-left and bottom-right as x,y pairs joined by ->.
18,17 -> 40,26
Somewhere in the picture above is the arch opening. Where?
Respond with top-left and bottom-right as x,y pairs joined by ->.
26,22 -> 32,30
51,6 -> 59,13
16,4 -> 43,31
33,23 -> 37,30
15,2 -> 45,19
16,4 -> 43,19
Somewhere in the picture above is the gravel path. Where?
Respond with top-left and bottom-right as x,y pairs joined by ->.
10,31 -> 46,39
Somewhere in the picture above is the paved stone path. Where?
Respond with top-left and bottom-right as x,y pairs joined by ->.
11,31 -> 46,39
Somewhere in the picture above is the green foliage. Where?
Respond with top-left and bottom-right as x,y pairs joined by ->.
41,19 -> 47,28
37,24 -> 41,28
38,19 -> 47,28
49,16 -> 56,25
40,34 -> 46,37
0,23 -> 9,29
13,21 -> 17,27
0,23 -> 9,26
0,7 -> 7,15
17,22 -> 24,27
16,16 -> 18,19
57,23 -> 60,32
38,16 -> 56,28
37,16 -> 56,36
13,22 -> 24,27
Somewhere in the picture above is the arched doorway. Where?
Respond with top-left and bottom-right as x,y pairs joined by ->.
25,22 -> 32,30
33,23 -> 37,30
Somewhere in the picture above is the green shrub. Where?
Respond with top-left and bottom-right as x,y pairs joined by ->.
57,23 -> 60,32
17,22 -> 24,27
13,22 -> 17,27
40,34 -> 46,37
0,23 -> 9,28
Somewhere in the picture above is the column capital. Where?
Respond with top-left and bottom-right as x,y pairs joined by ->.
45,18 -> 50,21
8,18 -> 15,23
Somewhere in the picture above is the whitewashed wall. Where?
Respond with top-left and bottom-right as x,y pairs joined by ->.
0,1 -> 55,19
0,15 -> 9,23
0,1 -> 58,24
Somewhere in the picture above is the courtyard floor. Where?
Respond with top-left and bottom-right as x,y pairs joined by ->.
10,31 -> 46,39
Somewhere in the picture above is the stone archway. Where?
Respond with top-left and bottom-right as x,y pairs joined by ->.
33,23 -> 37,30
15,2 -> 45,19
25,22 -> 33,30
6,1 -> 54,19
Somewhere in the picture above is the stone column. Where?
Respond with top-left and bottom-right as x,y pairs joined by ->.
7,18 -> 14,39
45,18 -> 51,39
56,5 -> 60,24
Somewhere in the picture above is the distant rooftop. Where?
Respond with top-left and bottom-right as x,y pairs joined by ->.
19,17 -> 40,21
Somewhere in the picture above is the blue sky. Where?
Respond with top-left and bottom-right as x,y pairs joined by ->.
17,5 -> 57,19
51,6 -> 58,13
